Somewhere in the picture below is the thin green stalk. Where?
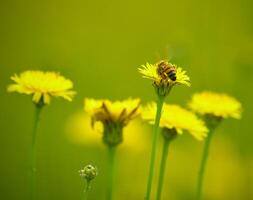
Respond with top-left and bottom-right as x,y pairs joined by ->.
82,181 -> 91,200
156,138 -> 170,200
145,96 -> 165,200
106,146 -> 116,200
196,129 -> 214,200
30,105 -> 43,200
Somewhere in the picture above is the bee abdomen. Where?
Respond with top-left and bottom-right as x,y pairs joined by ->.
168,71 -> 176,81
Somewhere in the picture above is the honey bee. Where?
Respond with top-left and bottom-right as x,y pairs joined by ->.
157,60 -> 177,81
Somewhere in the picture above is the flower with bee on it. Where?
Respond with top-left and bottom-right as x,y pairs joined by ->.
138,60 -> 190,97
139,59 -> 191,200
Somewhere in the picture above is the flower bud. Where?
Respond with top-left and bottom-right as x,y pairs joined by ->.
79,164 -> 98,182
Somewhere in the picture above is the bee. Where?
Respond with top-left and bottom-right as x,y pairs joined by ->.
157,60 -> 177,81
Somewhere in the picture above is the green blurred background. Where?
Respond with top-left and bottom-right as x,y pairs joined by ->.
0,0 -> 253,199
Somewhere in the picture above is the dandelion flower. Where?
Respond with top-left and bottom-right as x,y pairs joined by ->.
142,102 -> 208,140
84,98 -> 141,132
139,60 -> 190,97
188,91 -> 242,119
84,98 -> 141,200
138,60 -> 190,200
65,112 -> 149,152
7,70 -> 75,198
7,70 -> 76,105
189,91 -> 242,200
142,102 -> 208,199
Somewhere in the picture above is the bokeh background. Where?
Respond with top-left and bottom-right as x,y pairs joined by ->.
0,0 -> 253,199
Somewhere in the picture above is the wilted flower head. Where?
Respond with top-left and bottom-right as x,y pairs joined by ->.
84,98 -> 141,146
188,91 -> 242,120
65,112 -> 149,151
142,102 -> 208,141
84,98 -> 141,126
79,164 -> 98,182
7,70 -> 76,105
138,60 -> 190,97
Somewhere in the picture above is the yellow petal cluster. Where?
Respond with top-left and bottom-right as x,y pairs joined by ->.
7,70 -> 75,104
84,98 -> 141,126
142,102 -> 208,140
65,112 -> 149,151
188,91 -> 242,119
138,61 -> 190,87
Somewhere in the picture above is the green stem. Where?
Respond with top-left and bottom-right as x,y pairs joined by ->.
196,129 -> 214,200
82,180 -> 91,200
106,146 -> 116,200
156,138 -> 170,200
30,105 -> 43,200
145,96 -> 165,200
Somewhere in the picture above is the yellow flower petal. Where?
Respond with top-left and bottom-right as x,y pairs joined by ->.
32,92 -> 42,103
43,93 -> 51,104
188,91 -> 242,119
138,63 -> 160,83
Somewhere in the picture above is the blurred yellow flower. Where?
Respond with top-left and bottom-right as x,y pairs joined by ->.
7,70 -> 75,104
84,98 -> 141,146
84,98 -> 141,126
65,112 -> 149,151
138,60 -> 190,88
188,91 -> 242,119
142,102 -> 208,140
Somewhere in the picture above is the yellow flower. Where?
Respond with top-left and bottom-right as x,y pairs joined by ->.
7,70 -> 75,105
138,60 -> 190,89
142,102 -> 208,140
84,98 -> 141,146
65,112 -> 149,152
84,98 -> 141,126
188,91 -> 242,119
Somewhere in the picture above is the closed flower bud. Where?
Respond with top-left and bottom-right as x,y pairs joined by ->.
79,164 -> 98,182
